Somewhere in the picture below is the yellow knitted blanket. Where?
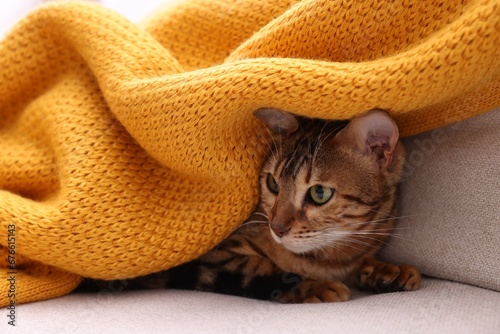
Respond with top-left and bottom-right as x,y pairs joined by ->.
0,0 -> 498,306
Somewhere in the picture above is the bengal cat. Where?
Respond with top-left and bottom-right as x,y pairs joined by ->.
78,108 -> 421,303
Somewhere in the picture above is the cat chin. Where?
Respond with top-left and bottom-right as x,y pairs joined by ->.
270,230 -> 322,254
283,243 -> 318,255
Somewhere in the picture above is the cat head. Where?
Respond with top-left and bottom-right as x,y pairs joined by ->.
254,108 -> 404,258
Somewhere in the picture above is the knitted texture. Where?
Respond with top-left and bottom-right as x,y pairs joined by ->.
0,0 -> 498,306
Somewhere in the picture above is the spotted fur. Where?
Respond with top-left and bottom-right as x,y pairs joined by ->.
78,109 -> 421,303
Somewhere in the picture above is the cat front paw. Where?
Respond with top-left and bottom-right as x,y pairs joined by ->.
358,261 -> 421,293
302,280 -> 351,303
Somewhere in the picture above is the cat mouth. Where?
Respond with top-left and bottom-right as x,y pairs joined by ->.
270,227 -> 346,255
270,227 -> 284,244
270,227 -> 323,254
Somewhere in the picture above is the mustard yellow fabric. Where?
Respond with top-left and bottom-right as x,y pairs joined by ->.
0,0 -> 498,306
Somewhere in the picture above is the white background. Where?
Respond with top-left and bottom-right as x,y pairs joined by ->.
0,0 -> 179,37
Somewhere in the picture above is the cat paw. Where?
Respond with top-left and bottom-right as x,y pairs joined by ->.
301,280 -> 351,303
358,261 -> 421,293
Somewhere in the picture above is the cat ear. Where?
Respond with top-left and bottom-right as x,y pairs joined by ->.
335,110 -> 399,169
254,108 -> 299,136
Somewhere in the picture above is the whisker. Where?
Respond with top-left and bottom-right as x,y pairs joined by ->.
346,231 -> 414,244
349,227 -> 414,235
332,227 -> 411,239
332,240 -> 370,254
319,231 -> 372,253
347,214 -> 420,226
312,123 -> 345,164
251,212 -> 269,220
376,226 -> 414,231
380,233 -> 414,243
321,228 -> 397,251
346,236 -> 394,249
311,121 -> 330,164
242,220 -> 267,225
250,124 -> 278,162
232,220 -> 268,234
312,240 -> 352,260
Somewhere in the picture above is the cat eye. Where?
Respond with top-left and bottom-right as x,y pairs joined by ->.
309,185 -> 333,205
266,174 -> 279,194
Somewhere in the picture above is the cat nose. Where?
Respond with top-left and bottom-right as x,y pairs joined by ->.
271,222 -> 291,238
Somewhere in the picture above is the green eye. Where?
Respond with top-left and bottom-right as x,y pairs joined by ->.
266,174 -> 279,194
309,185 -> 333,205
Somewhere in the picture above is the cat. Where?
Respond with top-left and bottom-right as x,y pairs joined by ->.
77,108 -> 421,303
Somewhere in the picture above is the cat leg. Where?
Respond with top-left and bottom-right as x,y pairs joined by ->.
277,279 -> 351,304
197,271 -> 350,303
260,273 -> 351,304
356,257 -> 421,293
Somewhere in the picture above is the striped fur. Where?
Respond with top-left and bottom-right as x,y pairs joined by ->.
78,110 -> 420,303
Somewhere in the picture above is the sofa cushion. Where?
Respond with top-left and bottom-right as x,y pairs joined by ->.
382,108 -> 500,292
17,279 -> 500,333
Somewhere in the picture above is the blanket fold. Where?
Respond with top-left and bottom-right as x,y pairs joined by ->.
0,0 -> 499,305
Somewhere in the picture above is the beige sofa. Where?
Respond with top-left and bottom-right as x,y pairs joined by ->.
14,108 -> 500,334
2,2 -> 499,333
